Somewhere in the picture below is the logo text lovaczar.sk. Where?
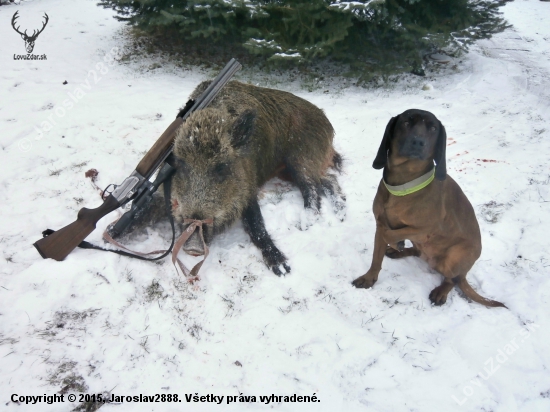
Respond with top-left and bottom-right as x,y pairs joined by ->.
12,10 -> 48,60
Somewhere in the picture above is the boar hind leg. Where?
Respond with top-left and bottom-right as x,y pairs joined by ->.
242,198 -> 291,276
285,163 -> 322,212
320,174 -> 346,221
285,163 -> 323,230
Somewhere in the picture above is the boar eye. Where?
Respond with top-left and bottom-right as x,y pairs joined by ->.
213,163 -> 229,182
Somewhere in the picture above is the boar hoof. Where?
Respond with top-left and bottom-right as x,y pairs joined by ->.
299,208 -> 320,231
334,202 -> 346,222
272,262 -> 291,277
329,193 -> 346,221
261,245 -> 291,276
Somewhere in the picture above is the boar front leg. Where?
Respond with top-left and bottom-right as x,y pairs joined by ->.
108,192 -> 168,240
242,198 -> 291,276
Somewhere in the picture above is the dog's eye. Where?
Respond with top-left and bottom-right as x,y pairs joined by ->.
404,121 -> 410,126
430,126 -> 436,132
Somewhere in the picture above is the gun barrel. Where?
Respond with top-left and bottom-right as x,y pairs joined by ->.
192,58 -> 242,112
135,58 -> 241,180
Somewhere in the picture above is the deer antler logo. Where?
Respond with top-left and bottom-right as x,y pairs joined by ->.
11,11 -> 49,54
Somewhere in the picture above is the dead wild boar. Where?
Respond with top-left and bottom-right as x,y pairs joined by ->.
141,80 -> 344,275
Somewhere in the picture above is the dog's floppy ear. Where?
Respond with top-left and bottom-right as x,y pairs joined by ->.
373,116 -> 398,169
434,121 -> 447,180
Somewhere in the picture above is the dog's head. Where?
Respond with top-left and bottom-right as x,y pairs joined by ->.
373,109 -> 447,180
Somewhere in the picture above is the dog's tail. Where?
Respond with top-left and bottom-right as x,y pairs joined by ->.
456,278 -> 507,308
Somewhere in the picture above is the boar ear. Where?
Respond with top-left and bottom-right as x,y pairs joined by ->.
434,121 -> 447,181
372,116 -> 398,170
231,110 -> 256,149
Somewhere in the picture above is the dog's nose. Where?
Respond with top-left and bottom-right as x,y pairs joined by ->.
411,137 -> 425,147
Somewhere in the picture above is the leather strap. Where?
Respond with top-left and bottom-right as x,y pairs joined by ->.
171,218 -> 213,278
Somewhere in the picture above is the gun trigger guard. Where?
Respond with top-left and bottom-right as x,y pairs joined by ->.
102,184 -> 116,199
42,229 -> 55,237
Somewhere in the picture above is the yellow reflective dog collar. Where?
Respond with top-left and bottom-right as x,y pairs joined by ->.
383,167 -> 435,196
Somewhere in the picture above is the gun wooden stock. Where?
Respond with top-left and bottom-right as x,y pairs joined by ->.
136,117 -> 183,178
33,194 -> 120,261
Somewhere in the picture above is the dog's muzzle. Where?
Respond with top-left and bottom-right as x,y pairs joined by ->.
401,136 -> 429,159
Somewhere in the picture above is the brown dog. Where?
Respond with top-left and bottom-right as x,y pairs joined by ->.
352,109 -> 505,308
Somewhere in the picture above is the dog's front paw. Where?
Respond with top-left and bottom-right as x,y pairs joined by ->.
352,272 -> 378,289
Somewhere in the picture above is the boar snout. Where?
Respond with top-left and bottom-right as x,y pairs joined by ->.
179,219 -> 213,256
182,229 -> 205,256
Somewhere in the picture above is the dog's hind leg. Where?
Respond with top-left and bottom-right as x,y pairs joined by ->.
428,243 -> 476,306
429,277 -> 455,306
431,243 -> 506,307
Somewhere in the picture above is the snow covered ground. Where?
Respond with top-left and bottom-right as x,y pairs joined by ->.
1,0 -> 549,411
